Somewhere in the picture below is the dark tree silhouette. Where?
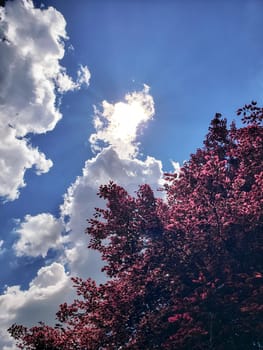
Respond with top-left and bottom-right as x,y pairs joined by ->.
9,102 -> 263,349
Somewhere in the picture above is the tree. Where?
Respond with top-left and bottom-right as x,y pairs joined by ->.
9,102 -> 263,349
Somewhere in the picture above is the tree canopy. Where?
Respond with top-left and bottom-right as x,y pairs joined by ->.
9,102 -> 263,349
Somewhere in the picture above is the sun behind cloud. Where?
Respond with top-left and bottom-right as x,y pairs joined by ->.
110,101 -> 147,141
89,84 -> 155,159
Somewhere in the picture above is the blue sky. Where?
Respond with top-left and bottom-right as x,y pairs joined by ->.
1,0 -> 263,348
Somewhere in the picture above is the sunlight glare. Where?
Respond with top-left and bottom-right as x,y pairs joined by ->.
90,85 -> 155,158
110,101 -> 148,142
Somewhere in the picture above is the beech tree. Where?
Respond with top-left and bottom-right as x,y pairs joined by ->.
9,102 -> 263,349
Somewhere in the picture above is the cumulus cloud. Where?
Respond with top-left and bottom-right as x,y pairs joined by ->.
2,79 -> 164,348
89,84 -> 154,158
58,84 -> 161,280
13,213 -> 64,258
0,126 -> 53,201
60,147 -> 163,280
0,262 -> 71,350
0,0 -> 90,201
2,85 -> 163,348
0,0 -> 92,346
57,65 -> 91,93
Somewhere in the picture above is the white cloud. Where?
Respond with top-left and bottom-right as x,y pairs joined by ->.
57,65 -> 90,93
0,0 -> 91,201
89,84 -> 154,158
0,262 -> 71,350
0,126 -> 53,201
0,0 -> 93,346
59,86 -> 161,280
60,151 -> 163,283
1,81 -> 162,348
13,213 -> 64,258
77,64 -> 91,87
0,18 -> 162,338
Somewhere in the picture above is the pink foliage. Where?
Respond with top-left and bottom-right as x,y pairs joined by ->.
9,102 -> 263,349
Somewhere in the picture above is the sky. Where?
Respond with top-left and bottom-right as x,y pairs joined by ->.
0,0 -> 263,348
